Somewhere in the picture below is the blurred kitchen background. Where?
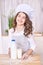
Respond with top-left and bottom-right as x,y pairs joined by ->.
0,0 -> 43,65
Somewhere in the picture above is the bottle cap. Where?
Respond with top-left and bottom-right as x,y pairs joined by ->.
11,39 -> 15,41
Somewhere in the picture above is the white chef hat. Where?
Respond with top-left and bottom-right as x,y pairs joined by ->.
15,4 -> 34,20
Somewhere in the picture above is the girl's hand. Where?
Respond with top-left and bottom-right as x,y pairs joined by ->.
21,49 -> 33,60
21,52 -> 29,60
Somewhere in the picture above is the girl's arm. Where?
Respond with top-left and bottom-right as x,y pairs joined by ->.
8,48 -> 11,57
22,35 -> 36,59
21,49 -> 33,59
8,28 -> 14,57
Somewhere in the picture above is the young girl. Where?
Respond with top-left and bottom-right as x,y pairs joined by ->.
8,4 -> 36,59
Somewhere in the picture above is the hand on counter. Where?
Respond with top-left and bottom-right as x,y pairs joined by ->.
21,52 -> 29,60
21,49 -> 33,60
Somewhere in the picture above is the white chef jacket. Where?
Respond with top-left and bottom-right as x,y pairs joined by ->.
8,28 -> 36,53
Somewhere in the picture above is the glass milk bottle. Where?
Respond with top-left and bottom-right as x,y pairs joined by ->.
10,39 -> 17,59
17,48 -> 22,59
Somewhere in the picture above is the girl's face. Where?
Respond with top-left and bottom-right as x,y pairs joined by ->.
16,12 -> 26,26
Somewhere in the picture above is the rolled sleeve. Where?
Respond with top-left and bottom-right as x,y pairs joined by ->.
8,28 -> 14,48
28,35 -> 36,51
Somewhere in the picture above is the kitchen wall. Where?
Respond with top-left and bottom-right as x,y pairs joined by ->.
0,2 -> 3,53
0,0 -> 43,35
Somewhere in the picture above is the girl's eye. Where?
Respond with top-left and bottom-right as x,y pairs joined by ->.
18,15 -> 21,17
